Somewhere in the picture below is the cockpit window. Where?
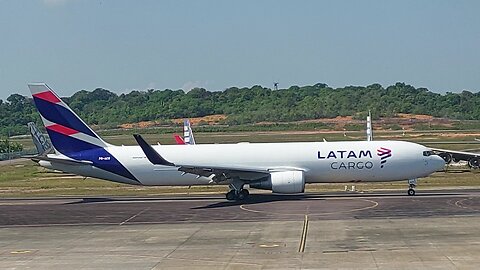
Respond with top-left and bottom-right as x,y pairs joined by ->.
423,151 -> 435,156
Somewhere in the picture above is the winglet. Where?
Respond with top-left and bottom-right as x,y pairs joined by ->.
133,134 -> 175,166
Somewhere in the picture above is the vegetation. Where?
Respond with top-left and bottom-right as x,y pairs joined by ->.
0,138 -> 23,152
1,82 -> 480,136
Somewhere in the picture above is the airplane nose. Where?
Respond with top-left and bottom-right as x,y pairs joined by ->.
431,155 -> 446,171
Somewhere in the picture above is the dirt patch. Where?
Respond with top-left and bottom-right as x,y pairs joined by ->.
117,113 -> 459,131
119,121 -> 158,129
119,114 -> 227,129
397,113 -> 433,120
171,114 -> 226,125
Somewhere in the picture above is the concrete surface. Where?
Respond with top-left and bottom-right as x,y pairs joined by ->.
0,190 -> 479,269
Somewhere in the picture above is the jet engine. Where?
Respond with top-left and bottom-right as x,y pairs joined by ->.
250,171 -> 305,194
468,157 -> 480,169
438,152 -> 452,164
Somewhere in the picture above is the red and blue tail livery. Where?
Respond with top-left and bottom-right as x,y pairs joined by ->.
29,83 -> 108,154
28,83 -> 139,184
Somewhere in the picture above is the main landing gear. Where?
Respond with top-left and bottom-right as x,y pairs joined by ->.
226,189 -> 249,201
225,179 -> 249,201
407,179 -> 417,196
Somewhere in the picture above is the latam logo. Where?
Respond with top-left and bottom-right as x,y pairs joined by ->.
377,147 -> 392,168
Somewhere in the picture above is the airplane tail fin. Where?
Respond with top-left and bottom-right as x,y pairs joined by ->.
173,134 -> 186,145
366,110 -> 373,141
27,122 -> 53,155
28,83 -> 109,156
183,119 -> 196,145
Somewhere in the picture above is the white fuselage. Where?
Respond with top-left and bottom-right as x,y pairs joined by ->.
40,140 -> 445,186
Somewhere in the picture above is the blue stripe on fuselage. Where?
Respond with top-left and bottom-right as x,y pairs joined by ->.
47,130 -> 139,183
33,97 -> 98,138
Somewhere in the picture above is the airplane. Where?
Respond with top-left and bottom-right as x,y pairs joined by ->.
173,134 -> 185,145
363,112 -> 480,169
173,119 -> 196,145
183,119 -> 196,145
431,148 -> 480,169
27,83 -> 445,200
413,127 -> 480,168
27,122 -> 52,155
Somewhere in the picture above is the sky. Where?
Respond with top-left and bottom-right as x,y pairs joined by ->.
0,0 -> 479,100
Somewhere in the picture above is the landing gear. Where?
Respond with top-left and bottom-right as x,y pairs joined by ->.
407,179 -> 417,196
225,179 -> 249,201
226,190 -> 236,201
225,189 -> 249,201
239,189 -> 249,198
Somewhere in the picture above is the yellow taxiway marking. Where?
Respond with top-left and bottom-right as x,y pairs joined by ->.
298,214 -> 309,253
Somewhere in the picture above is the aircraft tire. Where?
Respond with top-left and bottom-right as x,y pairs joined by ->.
407,189 -> 415,196
226,190 -> 236,201
239,189 -> 249,199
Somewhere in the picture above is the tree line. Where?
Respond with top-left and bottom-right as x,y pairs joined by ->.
1,82 -> 479,136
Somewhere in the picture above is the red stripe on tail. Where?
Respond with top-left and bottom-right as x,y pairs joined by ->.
173,134 -> 185,145
33,91 -> 61,103
46,124 -> 79,136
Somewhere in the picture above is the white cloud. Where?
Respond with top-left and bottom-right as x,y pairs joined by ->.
181,81 -> 208,92
146,82 -> 156,90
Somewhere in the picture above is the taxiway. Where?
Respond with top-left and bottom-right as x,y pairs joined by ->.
0,190 -> 479,269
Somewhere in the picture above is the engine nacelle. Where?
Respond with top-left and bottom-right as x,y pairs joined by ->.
250,171 -> 305,194
438,152 -> 452,164
468,157 -> 480,169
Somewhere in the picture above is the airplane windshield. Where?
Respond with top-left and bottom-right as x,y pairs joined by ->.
423,150 -> 436,157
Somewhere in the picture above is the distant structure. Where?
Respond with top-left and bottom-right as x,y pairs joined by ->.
273,82 -> 279,91
366,111 -> 373,141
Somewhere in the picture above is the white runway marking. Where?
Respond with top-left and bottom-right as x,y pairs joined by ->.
119,207 -> 150,225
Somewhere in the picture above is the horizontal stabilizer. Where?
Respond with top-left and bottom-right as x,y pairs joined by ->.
24,155 -> 93,166
133,134 -> 175,166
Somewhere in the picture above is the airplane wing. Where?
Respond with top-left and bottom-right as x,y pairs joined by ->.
176,165 -> 270,182
133,134 -> 271,182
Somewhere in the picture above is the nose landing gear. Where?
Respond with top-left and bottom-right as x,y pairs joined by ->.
407,179 -> 417,196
